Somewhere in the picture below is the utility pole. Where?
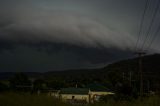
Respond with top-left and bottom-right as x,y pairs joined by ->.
147,80 -> 150,93
129,71 -> 132,87
123,72 -> 125,81
135,51 -> 146,97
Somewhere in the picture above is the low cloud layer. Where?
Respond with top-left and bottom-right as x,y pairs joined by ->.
0,8 -> 136,50
0,45 -> 132,72
0,0 -> 160,52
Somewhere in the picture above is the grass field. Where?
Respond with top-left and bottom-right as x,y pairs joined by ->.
0,92 -> 160,106
0,92 -> 70,106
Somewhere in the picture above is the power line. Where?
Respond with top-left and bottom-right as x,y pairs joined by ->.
134,0 -> 160,97
135,0 -> 150,51
134,0 -> 150,96
146,22 -> 160,50
135,52 -> 146,97
140,0 -> 160,51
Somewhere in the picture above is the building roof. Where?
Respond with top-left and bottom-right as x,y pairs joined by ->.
86,83 -> 111,92
60,88 -> 89,95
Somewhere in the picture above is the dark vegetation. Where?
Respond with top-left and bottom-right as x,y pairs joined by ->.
43,54 -> 160,95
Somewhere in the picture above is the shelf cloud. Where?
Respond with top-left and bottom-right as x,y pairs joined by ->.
0,10 -> 136,50
0,0 -> 160,72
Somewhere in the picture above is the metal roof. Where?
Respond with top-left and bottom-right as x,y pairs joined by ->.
86,83 -> 111,92
60,88 -> 89,95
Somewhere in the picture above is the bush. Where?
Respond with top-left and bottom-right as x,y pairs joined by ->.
0,82 -> 8,92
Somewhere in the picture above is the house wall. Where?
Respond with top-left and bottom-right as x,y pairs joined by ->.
90,91 -> 114,96
47,90 -> 60,98
60,94 -> 89,103
49,92 -> 59,98
89,91 -> 114,102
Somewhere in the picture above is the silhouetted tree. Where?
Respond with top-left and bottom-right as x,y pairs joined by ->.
0,82 -> 8,92
33,79 -> 46,90
9,73 -> 31,90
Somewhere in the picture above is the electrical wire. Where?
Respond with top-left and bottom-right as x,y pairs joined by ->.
146,23 -> 160,50
135,0 -> 150,52
140,0 -> 160,51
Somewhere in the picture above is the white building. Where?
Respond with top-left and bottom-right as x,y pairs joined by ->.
59,83 -> 114,103
59,88 -> 90,103
86,83 -> 115,103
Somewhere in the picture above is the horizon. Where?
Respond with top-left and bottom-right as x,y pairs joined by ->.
0,53 -> 159,73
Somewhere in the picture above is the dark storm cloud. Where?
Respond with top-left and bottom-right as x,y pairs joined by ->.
0,44 -> 132,72
0,0 -> 160,72
0,11 -> 136,50
0,0 -> 139,50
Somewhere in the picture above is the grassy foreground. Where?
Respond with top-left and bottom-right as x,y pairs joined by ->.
0,92 -> 160,106
0,92 -> 70,106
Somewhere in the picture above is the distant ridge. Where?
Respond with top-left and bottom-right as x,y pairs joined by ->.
0,54 -> 160,81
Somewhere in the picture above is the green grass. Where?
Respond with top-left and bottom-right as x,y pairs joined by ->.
0,92 -> 71,106
0,92 -> 160,106
91,96 -> 160,106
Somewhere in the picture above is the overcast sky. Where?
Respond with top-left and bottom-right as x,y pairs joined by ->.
0,0 -> 160,72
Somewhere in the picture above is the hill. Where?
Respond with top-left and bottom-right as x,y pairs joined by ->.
44,53 -> 160,78
0,54 -> 160,91
102,53 -> 160,81
43,53 -> 160,90
1,53 -> 160,80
